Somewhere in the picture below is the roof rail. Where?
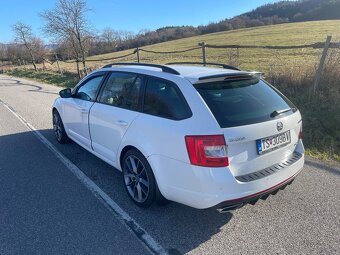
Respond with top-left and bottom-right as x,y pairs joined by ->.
101,62 -> 180,75
166,62 -> 240,71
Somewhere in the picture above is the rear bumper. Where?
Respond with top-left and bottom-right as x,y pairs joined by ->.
148,144 -> 305,209
213,170 -> 300,212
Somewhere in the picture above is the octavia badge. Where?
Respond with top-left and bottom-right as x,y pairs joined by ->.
277,122 -> 283,132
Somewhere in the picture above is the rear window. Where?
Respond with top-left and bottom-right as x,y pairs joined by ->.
194,78 -> 297,128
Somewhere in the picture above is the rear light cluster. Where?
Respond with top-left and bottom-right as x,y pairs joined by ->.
299,125 -> 302,140
185,135 -> 228,167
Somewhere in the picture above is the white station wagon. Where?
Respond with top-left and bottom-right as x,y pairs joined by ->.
52,62 -> 304,212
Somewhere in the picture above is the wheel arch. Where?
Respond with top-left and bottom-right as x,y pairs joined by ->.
52,98 -> 64,118
119,145 -> 144,170
52,106 -> 65,124
52,99 -> 69,138
119,144 -> 167,202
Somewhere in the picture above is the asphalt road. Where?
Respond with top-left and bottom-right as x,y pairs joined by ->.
0,75 -> 339,255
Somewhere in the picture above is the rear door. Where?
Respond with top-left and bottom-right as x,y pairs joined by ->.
63,72 -> 106,149
194,77 -> 302,177
89,72 -> 143,164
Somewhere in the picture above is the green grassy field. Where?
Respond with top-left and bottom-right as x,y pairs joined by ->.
5,69 -> 79,88
86,20 -> 340,71
5,20 -> 340,162
23,20 -> 340,73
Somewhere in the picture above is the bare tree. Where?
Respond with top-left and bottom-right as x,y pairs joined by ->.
5,43 -> 25,64
119,30 -> 135,41
41,0 -> 92,78
31,37 -> 48,63
101,28 -> 120,47
12,22 -> 38,71
0,44 -> 7,61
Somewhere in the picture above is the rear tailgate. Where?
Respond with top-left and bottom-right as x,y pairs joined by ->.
223,111 -> 301,177
193,75 -> 302,177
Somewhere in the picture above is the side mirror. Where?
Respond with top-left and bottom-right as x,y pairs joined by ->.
59,88 -> 72,98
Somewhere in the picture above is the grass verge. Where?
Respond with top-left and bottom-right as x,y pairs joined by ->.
267,51 -> 340,162
5,69 -> 79,88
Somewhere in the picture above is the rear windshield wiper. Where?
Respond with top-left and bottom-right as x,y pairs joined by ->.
270,108 -> 292,118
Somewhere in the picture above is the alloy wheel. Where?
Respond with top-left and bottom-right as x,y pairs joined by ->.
53,112 -> 63,142
123,155 -> 150,203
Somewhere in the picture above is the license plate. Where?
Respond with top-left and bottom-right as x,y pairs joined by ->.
256,131 -> 291,155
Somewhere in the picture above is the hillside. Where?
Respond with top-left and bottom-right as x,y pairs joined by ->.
85,0 -> 340,55
244,0 -> 340,22
195,0 -> 340,36
49,20 -> 340,72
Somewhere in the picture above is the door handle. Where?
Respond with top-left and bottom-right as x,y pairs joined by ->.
80,108 -> 88,114
116,120 -> 128,126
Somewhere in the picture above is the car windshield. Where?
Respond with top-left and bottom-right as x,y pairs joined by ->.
194,78 -> 297,128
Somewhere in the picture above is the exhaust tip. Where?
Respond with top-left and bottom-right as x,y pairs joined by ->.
217,203 -> 244,213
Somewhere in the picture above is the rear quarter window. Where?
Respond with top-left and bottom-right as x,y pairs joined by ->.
143,77 -> 191,120
194,78 -> 297,128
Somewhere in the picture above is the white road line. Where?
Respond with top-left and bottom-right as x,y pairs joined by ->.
0,99 -> 167,255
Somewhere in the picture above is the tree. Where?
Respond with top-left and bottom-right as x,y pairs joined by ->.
101,28 -> 121,47
12,22 -> 38,71
5,44 -> 25,64
31,37 -> 48,64
41,0 -> 93,78
0,44 -> 7,61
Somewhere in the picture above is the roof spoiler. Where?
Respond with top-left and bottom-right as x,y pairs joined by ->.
166,61 -> 240,71
195,72 -> 263,83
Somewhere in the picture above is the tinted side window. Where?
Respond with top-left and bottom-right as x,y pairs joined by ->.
143,77 -> 191,120
75,75 -> 104,101
99,72 -> 142,111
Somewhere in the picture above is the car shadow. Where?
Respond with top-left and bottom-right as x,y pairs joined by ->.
1,129 -> 233,254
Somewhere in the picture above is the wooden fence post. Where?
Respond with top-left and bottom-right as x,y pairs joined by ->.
313,35 -> 332,94
76,59 -> 81,79
199,42 -> 206,66
136,47 -> 140,63
55,53 -> 62,74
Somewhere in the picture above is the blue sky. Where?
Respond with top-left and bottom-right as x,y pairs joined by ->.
0,0 -> 281,43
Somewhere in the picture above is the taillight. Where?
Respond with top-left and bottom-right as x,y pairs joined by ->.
185,135 -> 228,167
299,125 -> 302,140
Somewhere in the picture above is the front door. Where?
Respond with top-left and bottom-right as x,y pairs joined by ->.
89,72 -> 143,163
63,73 -> 106,149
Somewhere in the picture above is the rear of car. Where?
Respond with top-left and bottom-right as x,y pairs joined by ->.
151,72 -> 304,210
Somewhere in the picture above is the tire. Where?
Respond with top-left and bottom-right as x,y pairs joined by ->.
52,110 -> 70,144
122,149 -> 160,208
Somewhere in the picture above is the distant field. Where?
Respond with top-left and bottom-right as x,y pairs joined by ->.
34,20 -> 340,73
